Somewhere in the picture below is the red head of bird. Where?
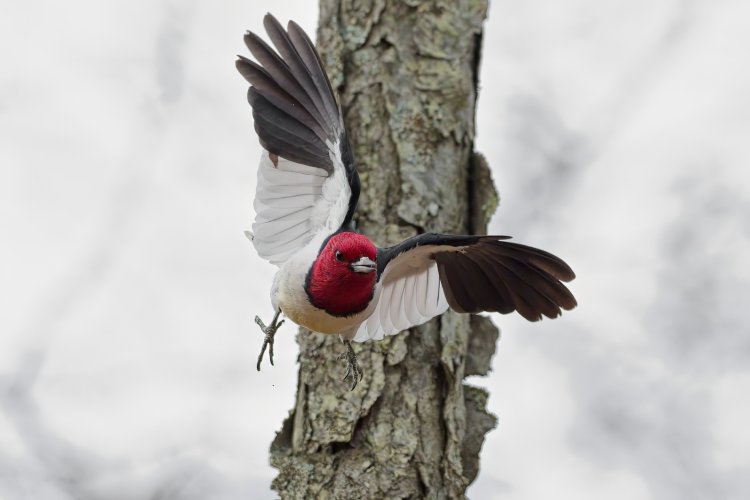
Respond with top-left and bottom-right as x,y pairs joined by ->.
306,232 -> 377,317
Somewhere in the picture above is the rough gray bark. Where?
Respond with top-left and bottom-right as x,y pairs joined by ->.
270,2 -> 499,498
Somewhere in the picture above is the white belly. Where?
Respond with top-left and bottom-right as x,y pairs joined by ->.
271,251 -> 374,335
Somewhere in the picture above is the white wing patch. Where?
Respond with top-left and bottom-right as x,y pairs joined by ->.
352,247 -> 451,342
252,146 -> 351,265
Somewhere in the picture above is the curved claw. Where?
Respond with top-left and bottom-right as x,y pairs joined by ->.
341,340 -> 363,391
255,310 -> 284,371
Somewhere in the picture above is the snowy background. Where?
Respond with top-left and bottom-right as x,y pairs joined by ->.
2,0 -> 749,498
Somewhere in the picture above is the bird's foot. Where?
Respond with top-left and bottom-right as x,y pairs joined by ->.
337,340 -> 363,391
255,309 -> 284,371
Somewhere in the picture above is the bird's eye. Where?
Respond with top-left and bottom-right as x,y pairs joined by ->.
335,250 -> 344,261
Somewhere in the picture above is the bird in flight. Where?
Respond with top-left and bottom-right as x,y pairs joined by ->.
236,14 -> 577,389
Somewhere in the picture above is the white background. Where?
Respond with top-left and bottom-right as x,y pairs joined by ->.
1,1 -> 749,498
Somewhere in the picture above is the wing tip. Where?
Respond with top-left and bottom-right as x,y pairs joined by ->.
263,12 -> 280,27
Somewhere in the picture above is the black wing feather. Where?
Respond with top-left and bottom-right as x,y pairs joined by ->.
493,259 -> 562,320
287,21 -> 341,128
249,94 -> 331,170
263,16 -> 327,119
458,251 -> 517,314
247,89 -> 328,150
450,255 -> 503,313
242,31 -> 329,135
377,233 -> 576,323
236,56 -> 327,141
491,241 -> 576,282
237,14 -> 360,228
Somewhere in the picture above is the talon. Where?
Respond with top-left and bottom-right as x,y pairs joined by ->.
340,340 -> 363,391
255,309 -> 283,371
255,316 -> 266,330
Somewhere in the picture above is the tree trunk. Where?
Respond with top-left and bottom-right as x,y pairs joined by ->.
270,2 -> 499,498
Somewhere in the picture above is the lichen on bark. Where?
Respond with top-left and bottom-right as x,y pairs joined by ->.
270,1 -> 500,498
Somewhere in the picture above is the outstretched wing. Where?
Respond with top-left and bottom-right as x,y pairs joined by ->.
352,234 -> 577,342
236,14 -> 359,265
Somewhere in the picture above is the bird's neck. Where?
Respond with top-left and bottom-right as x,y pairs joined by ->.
305,260 -> 376,317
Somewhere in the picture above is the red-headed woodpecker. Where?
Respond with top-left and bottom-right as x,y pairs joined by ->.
236,15 -> 577,389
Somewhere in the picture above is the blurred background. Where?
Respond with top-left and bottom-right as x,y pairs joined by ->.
2,0 -> 749,498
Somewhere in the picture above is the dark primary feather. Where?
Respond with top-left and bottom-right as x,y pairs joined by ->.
236,55 -> 327,141
435,238 -> 576,320
248,89 -> 332,170
378,233 -> 577,322
262,16 -> 322,105
236,13 -> 360,228
286,21 -> 340,127
241,32 -> 318,120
